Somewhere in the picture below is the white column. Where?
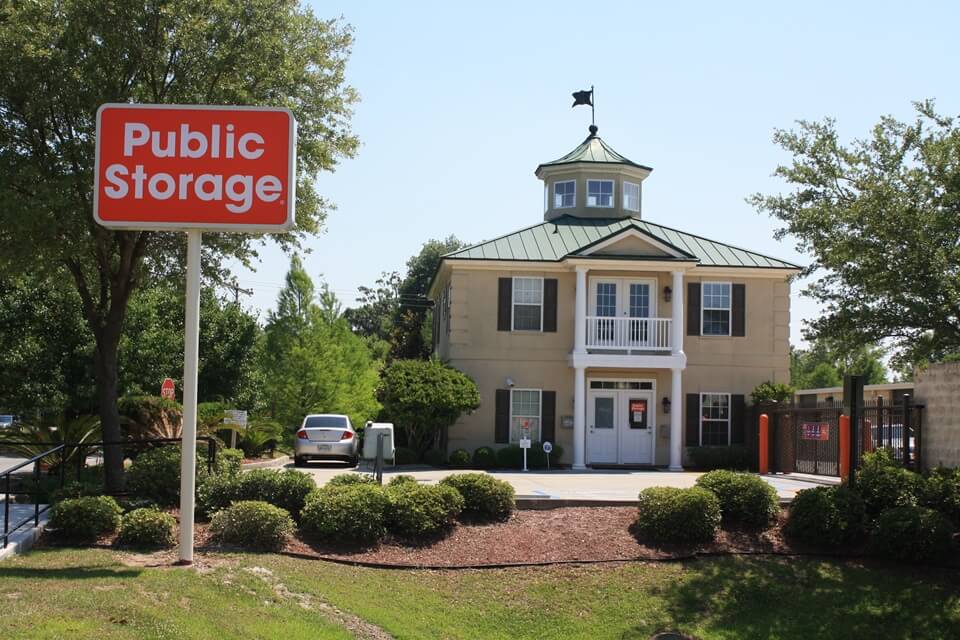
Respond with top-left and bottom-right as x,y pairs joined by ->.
178,230 -> 202,564
671,270 -> 684,356
574,266 -> 588,353
573,365 -> 586,469
669,367 -> 683,471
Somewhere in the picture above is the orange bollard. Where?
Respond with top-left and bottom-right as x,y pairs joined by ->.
758,414 -> 769,474
839,414 -> 851,482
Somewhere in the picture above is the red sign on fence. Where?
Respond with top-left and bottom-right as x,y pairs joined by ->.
801,422 -> 830,441
94,104 -> 296,232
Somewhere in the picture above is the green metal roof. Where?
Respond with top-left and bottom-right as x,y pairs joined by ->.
444,216 -> 801,269
537,126 -> 652,172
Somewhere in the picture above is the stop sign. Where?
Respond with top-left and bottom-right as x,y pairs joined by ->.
161,378 -> 175,400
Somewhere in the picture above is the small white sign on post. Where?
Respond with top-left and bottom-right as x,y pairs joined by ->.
520,420 -> 532,472
223,409 -> 248,449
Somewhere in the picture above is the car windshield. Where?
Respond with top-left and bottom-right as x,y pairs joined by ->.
304,415 -> 348,429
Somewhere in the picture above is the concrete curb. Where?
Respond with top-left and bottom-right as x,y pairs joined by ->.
0,515 -> 49,562
241,455 -> 291,469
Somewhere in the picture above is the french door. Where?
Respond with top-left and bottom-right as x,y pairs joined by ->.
589,278 -> 657,346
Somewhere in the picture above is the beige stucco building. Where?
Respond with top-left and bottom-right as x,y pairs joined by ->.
429,125 -> 799,468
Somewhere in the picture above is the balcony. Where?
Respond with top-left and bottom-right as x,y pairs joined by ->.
584,316 -> 672,352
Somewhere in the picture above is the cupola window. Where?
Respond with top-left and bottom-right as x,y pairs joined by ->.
587,180 -> 614,208
623,181 -> 640,212
553,181 -> 576,209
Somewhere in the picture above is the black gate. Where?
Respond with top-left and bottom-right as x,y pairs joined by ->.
859,399 -> 923,470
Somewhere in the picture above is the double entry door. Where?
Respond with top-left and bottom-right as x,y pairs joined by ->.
589,278 -> 657,347
586,385 -> 656,465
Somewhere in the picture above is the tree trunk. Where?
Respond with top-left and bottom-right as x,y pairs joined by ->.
93,325 -> 124,492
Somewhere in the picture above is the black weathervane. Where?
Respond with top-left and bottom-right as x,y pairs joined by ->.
571,86 -> 595,126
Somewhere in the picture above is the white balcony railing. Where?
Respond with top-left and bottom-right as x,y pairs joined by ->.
585,316 -> 672,351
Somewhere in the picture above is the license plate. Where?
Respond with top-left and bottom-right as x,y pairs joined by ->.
317,444 -> 332,452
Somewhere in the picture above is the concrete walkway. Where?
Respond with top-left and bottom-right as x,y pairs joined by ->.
285,462 -> 838,503
0,501 -> 49,561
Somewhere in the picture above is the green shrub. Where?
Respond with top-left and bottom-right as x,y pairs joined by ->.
217,448 -> 244,476
439,473 -> 514,521
447,449 -> 470,468
856,449 -> 923,520
300,484 -> 390,545
49,480 -> 103,504
634,487 -> 721,545
327,473 -> 377,487
785,486 -> 866,547
209,500 -> 294,550
126,446 -> 182,506
117,508 -> 176,547
496,443 -> 563,469
872,506 -> 954,562
423,449 -> 447,467
50,496 -> 123,541
750,381 -> 795,404
472,446 -> 497,469
392,447 -> 419,465
385,483 -> 464,539
695,470 -> 779,528
196,469 -> 314,519
921,467 -> 960,525
387,474 -> 419,487
496,445 -> 523,469
687,446 -> 752,471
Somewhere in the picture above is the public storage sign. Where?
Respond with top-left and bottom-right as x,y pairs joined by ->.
94,104 -> 296,232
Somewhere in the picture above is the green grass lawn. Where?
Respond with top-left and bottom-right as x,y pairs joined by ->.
2,548 -> 959,639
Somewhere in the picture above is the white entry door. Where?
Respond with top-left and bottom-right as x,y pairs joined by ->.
587,391 -> 618,464
587,387 -> 656,465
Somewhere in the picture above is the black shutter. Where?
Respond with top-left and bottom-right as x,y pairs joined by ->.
495,389 -> 510,444
687,282 -> 701,336
732,284 -> 745,337
497,278 -> 512,331
730,394 -> 745,444
543,279 -> 558,332
541,391 -> 556,443
686,393 -> 700,447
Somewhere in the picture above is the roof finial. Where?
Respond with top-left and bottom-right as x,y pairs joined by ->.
588,124 -> 598,136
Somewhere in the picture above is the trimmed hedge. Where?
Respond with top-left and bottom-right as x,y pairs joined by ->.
300,484 -> 390,545
687,446 -> 752,471
386,482 -> 464,539
125,447 -> 183,506
387,474 -> 419,487
209,500 -> 294,550
856,449 -> 923,519
197,469 -> 315,519
872,506 -> 954,562
327,473 -> 377,487
423,449 -> 447,467
634,487 -> 721,545
448,449 -> 471,468
439,473 -> 514,521
217,448 -> 244,476
50,496 -> 123,541
695,470 -> 779,528
117,508 -> 176,548
784,486 -> 866,547
496,443 -> 563,469
472,446 -> 497,469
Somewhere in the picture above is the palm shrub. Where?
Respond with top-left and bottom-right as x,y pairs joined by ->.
0,415 -> 101,471
634,487 -> 721,545
117,508 -> 176,547
209,500 -> 294,550
871,506 -> 954,562
50,496 -> 123,541
695,470 -> 779,528
784,486 -> 866,547
439,473 -> 514,521
385,482 -> 464,539
300,484 -> 390,545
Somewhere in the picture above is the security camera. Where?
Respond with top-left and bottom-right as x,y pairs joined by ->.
506,377 -> 515,388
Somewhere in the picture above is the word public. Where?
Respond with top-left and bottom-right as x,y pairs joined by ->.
102,123 -> 283,214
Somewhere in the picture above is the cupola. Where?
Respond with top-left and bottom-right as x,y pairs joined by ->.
536,125 -> 652,222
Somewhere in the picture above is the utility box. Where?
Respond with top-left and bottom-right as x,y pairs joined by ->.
362,422 -> 395,461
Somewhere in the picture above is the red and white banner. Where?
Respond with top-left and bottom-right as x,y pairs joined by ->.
94,104 -> 296,232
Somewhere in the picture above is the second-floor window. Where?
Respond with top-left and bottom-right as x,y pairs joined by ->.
623,181 -> 640,212
553,181 -> 575,208
587,180 -> 614,208
702,282 -> 731,336
512,277 -> 543,331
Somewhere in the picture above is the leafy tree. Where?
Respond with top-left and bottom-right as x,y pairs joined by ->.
790,340 -> 886,389
344,271 -> 401,349
751,101 -> 960,372
261,257 -> 381,431
378,359 -> 480,453
750,381 -> 795,404
0,1 -> 358,489
389,236 -> 465,360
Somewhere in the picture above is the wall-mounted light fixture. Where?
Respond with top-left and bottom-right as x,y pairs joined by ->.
505,377 -> 515,388
663,286 -> 672,303
662,396 -> 672,414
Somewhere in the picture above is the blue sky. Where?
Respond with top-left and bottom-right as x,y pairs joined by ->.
230,0 -> 959,347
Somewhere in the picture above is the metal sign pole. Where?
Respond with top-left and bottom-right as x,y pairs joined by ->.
178,230 -> 202,564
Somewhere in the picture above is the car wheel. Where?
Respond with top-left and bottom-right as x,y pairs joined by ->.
294,456 -> 306,468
